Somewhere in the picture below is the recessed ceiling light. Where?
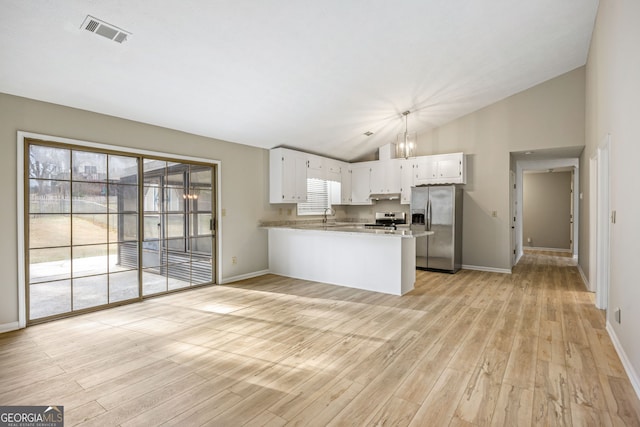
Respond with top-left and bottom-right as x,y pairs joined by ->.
364,131 -> 374,136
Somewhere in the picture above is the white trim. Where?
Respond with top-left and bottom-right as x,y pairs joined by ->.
0,322 -> 21,334
523,246 -> 572,253
606,322 -> 640,400
17,135 -> 26,328
462,265 -> 512,274
17,130 -> 223,324
515,157 -> 580,262
595,134 -> 611,310
219,270 -> 269,284
589,155 -> 598,292
576,264 -> 591,292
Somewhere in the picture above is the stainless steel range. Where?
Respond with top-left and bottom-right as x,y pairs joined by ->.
364,212 -> 407,230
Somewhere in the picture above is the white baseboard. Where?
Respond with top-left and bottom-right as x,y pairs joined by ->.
219,269 -> 270,285
576,264 -> 593,292
462,265 -> 512,274
606,321 -> 640,400
524,246 -> 572,253
0,321 -> 21,334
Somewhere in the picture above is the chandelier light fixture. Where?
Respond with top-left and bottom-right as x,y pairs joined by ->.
396,110 -> 417,159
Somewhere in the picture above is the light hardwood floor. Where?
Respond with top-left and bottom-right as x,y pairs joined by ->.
1,252 -> 640,426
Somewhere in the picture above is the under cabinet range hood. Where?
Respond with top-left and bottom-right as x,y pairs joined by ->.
369,193 -> 401,201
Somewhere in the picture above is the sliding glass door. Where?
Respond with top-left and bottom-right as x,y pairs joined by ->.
141,160 -> 214,296
26,140 -> 216,323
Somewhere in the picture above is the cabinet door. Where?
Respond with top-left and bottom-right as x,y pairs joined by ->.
326,162 -> 342,205
307,154 -> 324,179
434,153 -> 465,184
437,156 -> 461,180
387,159 -> 402,194
399,159 -> 414,204
326,160 -> 342,175
281,152 -> 308,202
415,156 -> 437,185
369,162 -> 386,194
340,167 -> 352,204
293,155 -> 308,202
350,164 -> 372,204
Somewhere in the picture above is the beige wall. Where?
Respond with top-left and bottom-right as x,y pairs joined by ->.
582,0 -> 640,390
405,67 -> 585,271
523,171 -> 572,250
0,63 -> 587,327
0,93 -> 281,327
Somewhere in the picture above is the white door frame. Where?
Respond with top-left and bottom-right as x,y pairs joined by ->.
510,170 -> 518,266
515,157 -> 580,261
589,155 -> 598,293
594,134 -> 611,310
17,131 -> 223,328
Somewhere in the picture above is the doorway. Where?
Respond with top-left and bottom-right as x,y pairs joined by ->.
522,169 -> 573,253
24,138 -> 217,323
512,150 -> 581,263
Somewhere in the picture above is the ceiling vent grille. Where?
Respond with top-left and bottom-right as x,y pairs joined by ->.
81,15 -> 131,43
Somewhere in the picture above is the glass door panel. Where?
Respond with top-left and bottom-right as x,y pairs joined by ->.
26,140 -> 215,323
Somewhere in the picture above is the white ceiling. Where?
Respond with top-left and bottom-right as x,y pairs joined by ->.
0,1 -> 598,161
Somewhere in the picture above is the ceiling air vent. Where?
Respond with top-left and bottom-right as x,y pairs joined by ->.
81,15 -> 131,43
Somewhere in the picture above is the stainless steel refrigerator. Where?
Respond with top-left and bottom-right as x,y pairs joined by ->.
410,185 -> 463,272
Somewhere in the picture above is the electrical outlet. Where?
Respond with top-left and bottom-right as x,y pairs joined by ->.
615,308 -> 621,324
232,256 -> 237,265
278,208 -> 283,215
287,209 -> 292,216
222,208 -> 227,217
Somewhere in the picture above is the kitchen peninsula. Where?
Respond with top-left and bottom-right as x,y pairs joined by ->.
264,224 -> 431,295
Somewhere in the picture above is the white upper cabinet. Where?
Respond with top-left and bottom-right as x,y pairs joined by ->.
350,162 -> 373,205
269,148 -> 465,205
387,159 -> 402,194
369,160 -> 401,195
326,159 -> 347,205
269,148 -> 308,203
369,161 -> 385,194
326,160 -> 343,177
399,159 -> 415,204
339,165 -> 352,204
307,154 -> 325,179
414,152 -> 466,185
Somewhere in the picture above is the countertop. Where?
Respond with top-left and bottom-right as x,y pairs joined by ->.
262,222 -> 432,238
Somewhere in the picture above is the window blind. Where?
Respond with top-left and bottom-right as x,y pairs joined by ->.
297,178 -> 329,215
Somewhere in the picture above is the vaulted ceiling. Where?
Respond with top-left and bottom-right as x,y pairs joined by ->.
0,1 -> 598,161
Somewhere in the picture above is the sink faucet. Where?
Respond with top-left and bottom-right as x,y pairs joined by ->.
322,207 -> 335,224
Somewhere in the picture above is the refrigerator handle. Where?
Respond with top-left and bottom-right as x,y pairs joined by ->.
426,199 -> 432,231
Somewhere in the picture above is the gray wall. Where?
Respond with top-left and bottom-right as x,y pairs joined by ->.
523,171 -> 572,250
581,0 -> 640,392
0,93 -> 281,328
